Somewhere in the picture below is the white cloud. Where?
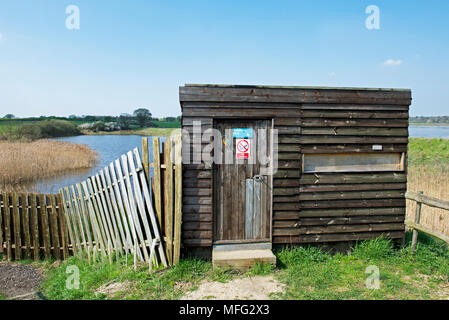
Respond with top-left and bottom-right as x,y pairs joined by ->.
0,33 -> 3,39
328,72 -> 336,78
383,59 -> 402,66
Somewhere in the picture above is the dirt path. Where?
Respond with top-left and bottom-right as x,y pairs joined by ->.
181,275 -> 284,300
0,262 -> 43,300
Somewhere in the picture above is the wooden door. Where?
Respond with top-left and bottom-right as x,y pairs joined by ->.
214,120 -> 272,243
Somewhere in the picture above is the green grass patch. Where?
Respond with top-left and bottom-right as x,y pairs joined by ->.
408,138 -> 449,167
275,235 -> 449,300
41,256 -> 213,300
38,234 -> 449,300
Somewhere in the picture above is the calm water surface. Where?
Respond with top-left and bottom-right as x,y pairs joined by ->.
409,125 -> 449,138
34,126 -> 448,193
36,135 -> 165,193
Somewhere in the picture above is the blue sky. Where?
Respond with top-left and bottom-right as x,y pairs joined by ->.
0,0 -> 448,117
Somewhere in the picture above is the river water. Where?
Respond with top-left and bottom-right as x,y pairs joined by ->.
35,135 -> 165,194
34,125 -> 449,193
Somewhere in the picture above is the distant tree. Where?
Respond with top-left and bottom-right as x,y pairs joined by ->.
3,114 -> 15,119
133,108 -> 152,128
118,113 -> 133,130
68,114 -> 77,119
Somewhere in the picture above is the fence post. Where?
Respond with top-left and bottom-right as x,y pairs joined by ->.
173,135 -> 183,265
152,137 -> 163,230
411,190 -> 424,254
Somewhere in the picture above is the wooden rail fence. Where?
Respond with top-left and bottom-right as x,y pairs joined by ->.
0,193 -> 69,261
405,191 -> 449,253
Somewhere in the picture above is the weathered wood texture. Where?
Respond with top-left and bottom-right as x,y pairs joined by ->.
406,191 -> 449,251
61,144 -> 171,267
0,193 -> 68,261
180,85 -> 411,246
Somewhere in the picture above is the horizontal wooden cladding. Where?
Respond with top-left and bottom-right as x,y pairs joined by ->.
273,179 -> 300,187
301,110 -> 408,119
299,172 -> 407,184
182,117 -> 213,126
183,213 -> 212,222
301,127 -> 408,136
182,222 -> 212,231
183,170 -> 212,179
183,188 -> 212,196
301,144 -> 407,154
183,178 -> 211,188
301,104 -> 409,111
299,183 -> 406,193
300,119 -> 408,128
182,231 -> 213,239
273,231 -> 405,244
182,107 -> 300,118
274,215 -> 404,228
273,223 -> 405,236
273,199 -> 405,211
179,86 -> 411,105
182,101 -> 301,109
274,190 -> 405,202
183,239 -> 212,247
274,207 -> 405,220
183,204 -> 212,213
183,197 -> 212,205
297,135 -> 408,144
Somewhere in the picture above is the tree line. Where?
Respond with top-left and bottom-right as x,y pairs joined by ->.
410,116 -> 449,124
3,108 -> 181,130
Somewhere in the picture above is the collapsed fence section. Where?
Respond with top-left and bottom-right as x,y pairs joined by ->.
0,193 -> 69,261
60,136 -> 182,267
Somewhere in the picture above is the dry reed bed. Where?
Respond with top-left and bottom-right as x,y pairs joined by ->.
0,139 -> 97,192
407,165 -> 449,237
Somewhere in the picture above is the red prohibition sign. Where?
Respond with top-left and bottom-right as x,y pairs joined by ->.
237,139 -> 249,152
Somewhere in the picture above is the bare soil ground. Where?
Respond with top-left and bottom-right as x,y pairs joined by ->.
0,262 -> 43,300
181,275 -> 284,300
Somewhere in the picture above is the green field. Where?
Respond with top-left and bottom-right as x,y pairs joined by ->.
408,138 -> 449,166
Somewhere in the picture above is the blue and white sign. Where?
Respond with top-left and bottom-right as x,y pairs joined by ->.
232,128 -> 253,138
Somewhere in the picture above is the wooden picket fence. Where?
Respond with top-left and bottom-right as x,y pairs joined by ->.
59,136 -> 182,267
0,193 -> 69,261
142,136 -> 183,265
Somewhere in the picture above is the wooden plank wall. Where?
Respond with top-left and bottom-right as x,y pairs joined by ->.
0,193 -> 69,261
180,85 -> 411,247
273,104 -> 409,244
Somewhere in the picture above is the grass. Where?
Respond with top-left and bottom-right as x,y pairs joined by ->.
37,235 -> 449,300
408,138 -> 449,166
0,139 -> 97,192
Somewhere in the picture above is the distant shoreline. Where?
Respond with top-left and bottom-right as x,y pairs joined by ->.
409,123 -> 449,126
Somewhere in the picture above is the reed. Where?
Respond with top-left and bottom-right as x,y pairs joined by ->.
407,164 -> 449,237
406,138 -> 449,237
0,139 -> 97,192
